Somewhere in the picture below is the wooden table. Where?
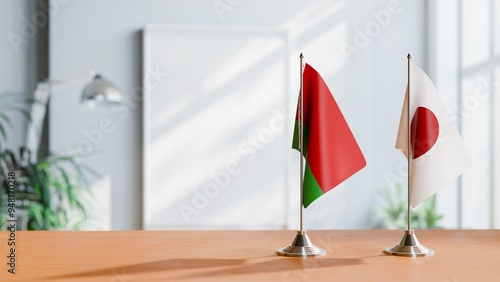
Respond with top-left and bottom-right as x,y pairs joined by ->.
0,230 -> 499,281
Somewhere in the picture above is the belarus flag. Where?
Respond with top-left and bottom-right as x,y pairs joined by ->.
293,64 -> 366,208
396,62 -> 472,207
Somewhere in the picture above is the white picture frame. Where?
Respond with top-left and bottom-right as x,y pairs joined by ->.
142,24 -> 292,230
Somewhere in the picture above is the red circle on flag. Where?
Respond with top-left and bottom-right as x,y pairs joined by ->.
410,107 -> 439,159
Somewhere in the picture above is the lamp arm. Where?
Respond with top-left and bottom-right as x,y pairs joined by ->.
25,82 -> 51,162
43,67 -> 96,90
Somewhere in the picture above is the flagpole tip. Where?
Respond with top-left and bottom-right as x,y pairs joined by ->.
300,53 -> 304,59
407,53 -> 411,59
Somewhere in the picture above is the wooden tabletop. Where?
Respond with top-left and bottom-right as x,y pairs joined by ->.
0,230 -> 499,281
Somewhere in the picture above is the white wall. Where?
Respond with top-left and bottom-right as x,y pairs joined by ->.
0,0 -> 37,150
49,0 -> 426,230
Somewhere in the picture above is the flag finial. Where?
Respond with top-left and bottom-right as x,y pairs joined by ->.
407,53 -> 411,59
300,53 -> 303,59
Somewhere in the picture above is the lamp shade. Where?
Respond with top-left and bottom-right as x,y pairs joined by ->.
81,74 -> 122,105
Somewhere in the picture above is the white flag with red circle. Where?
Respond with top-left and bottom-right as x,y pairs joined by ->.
396,62 -> 472,207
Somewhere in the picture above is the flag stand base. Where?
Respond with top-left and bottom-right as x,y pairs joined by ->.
383,230 -> 434,257
277,230 -> 326,257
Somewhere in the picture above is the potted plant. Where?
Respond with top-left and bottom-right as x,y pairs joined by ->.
0,92 -> 93,230
373,181 -> 444,229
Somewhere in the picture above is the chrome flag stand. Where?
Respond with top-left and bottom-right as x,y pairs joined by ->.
277,53 -> 326,257
277,230 -> 326,257
383,54 -> 434,257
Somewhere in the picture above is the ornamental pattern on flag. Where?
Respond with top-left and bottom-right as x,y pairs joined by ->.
395,62 -> 472,207
293,63 -> 366,208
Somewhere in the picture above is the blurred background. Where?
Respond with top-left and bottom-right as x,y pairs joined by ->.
0,0 -> 498,230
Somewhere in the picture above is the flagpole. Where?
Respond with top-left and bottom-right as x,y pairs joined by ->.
277,53 -> 325,257
383,53 -> 434,257
407,53 -> 412,232
299,53 -> 304,232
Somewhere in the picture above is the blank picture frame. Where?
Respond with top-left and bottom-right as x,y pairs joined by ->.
142,25 -> 291,230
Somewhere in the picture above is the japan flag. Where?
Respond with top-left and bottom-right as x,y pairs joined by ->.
395,62 -> 472,207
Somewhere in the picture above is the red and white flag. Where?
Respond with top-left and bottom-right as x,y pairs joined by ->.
396,62 -> 472,207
